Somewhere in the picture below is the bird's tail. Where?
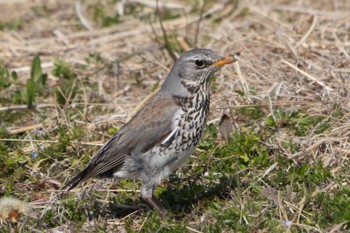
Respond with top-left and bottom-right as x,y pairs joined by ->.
64,163 -> 94,191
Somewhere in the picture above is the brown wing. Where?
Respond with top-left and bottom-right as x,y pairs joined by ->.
65,94 -> 180,190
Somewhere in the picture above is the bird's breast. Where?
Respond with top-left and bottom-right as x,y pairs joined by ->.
146,90 -> 210,177
169,90 -> 210,151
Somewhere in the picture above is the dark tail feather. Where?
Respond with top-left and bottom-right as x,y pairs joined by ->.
64,164 -> 93,191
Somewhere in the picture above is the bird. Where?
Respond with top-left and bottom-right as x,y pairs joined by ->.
65,48 -> 237,216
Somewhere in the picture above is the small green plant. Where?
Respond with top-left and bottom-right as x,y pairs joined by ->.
24,56 -> 48,108
0,19 -> 23,30
0,55 -> 47,108
62,198 -> 87,223
264,109 -> 330,136
315,186 -> 350,228
52,60 -> 79,105
0,65 -> 17,90
238,106 -> 265,120
93,4 -> 121,27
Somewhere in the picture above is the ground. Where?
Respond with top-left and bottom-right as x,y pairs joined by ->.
0,0 -> 349,232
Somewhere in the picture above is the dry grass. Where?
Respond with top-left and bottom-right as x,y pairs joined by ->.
0,0 -> 349,232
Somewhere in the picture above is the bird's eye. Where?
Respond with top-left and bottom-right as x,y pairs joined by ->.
195,60 -> 205,67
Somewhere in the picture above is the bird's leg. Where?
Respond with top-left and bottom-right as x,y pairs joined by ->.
141,184 -> 167,217
145,196 -> 167,217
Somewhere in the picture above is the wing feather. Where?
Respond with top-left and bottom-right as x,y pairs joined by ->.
65,94 -> 180,190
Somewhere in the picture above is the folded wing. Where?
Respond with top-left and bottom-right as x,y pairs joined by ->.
65,94 -> 180,190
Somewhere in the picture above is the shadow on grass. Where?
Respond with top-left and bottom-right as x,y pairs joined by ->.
105,174 -> 238,218
161,174 -> 238,215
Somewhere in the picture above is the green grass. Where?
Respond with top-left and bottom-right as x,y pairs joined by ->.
0,55 -> 349,231
0,1 -> 349,232
0,19 -> 23,31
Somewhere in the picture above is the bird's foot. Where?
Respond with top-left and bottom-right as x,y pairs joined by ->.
144,196 -> 167,218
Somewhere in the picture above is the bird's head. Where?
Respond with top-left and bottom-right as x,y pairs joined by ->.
161,48 -> 237,96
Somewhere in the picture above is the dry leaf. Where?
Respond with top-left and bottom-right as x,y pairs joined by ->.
219,114 -> 233,141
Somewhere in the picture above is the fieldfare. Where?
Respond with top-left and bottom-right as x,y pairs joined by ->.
65,48 -> 237,216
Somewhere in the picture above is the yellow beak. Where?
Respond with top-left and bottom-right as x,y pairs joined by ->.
212,56 -> 238,67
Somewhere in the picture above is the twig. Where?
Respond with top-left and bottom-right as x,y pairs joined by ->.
130,0 -> 186,10
177,36 -> 191,51
284,38 -> 299,60
274,6 -> 350,19
0,103 -> 55,112
138,216 -> 148,232
156,0 -> 177,61
12,62 -> 53,73
8,123 -> 43,135
186,226 -> 203,233
52,29 -> 70,45
281,59 -> 332,92
233,60 -> 250,97
0,138 -> 57,143
0,138 -> 104,146
93,189 -> 140,192
4,4 -> 221,48
293,15 -> 318,49
75,0 -> 94,31
288,138 -> 343,159
242,162 -> 278,195
194,0 -> 206,46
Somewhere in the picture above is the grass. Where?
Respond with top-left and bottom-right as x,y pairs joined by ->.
0,0 -> 349,232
